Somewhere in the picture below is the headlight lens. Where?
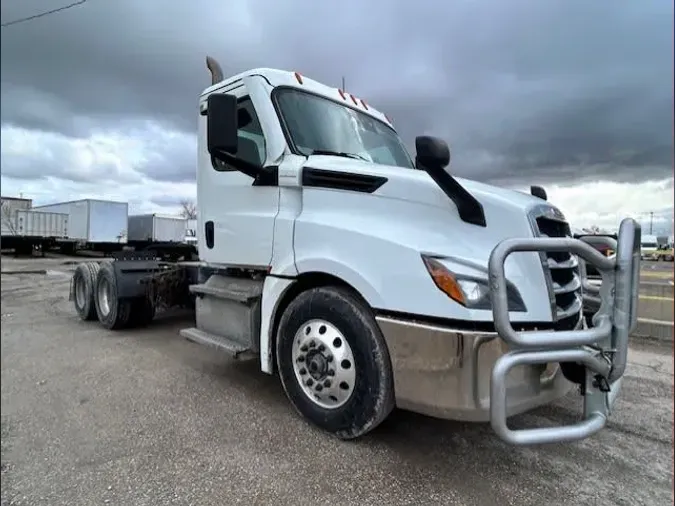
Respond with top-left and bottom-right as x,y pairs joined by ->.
422,255 -> 527,312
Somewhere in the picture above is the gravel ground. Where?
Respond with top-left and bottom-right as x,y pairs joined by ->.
1,255 -> 673,506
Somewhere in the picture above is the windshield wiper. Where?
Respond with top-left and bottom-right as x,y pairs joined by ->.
310,149 -> 369,162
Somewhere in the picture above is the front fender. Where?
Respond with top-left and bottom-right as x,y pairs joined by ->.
292,257 -> 385,308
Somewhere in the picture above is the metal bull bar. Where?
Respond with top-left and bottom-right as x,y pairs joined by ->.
487,218 -> 641,445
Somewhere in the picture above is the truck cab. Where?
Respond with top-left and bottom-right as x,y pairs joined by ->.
72,57 -> 641,446
185,59 -> 642,443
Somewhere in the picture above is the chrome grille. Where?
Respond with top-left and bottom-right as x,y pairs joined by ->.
531,210 -> 582,330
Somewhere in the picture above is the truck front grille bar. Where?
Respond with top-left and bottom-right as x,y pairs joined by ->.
487,218 -> 641,445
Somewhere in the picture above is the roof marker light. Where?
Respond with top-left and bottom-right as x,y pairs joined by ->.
338,89 -> 346,100
350,94 -> 359,105
360,99 -> 368,110
294,72 -> 303,85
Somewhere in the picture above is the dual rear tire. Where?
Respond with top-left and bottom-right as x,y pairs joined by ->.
72,261 -> 154,330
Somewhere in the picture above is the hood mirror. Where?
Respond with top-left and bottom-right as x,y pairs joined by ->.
530,185 -> 548,201
415,136 -> 450,170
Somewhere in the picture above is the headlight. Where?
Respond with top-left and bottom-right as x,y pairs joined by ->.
421,255 -> 527,312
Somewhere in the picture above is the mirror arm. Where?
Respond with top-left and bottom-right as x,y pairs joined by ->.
211,150 -> 262,179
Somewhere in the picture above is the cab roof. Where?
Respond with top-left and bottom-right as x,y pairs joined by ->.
201,67 -> 393,128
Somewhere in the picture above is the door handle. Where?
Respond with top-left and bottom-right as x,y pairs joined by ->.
205,221 -> 214,249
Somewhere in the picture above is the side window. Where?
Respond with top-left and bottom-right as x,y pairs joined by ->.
212,97 -> 267,172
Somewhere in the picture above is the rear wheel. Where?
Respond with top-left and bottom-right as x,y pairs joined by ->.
72,262 -> 100,321
95,262 -> 132,330
276,286 -> 395,440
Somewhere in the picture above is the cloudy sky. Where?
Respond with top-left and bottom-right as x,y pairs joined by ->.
1,0 -> 673,233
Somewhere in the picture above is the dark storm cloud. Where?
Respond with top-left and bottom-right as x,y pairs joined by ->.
1,0 -> 672,185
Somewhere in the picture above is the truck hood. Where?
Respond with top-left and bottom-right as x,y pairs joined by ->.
303,156 -> 565,322
307,156 -> 555,232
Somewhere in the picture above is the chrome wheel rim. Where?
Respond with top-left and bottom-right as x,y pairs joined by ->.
291,319 -> 356,409
75,276 -> 86,309
97,277 -> 111,317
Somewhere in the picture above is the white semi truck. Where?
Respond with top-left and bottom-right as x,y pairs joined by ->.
70,57 -> 641,445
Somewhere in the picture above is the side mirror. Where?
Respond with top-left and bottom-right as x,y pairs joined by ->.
415,136 -> 450,170
530,185 -> 548,201
207,93 -> 238,157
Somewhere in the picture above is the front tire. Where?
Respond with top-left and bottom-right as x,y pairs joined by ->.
276,286 -> 395,440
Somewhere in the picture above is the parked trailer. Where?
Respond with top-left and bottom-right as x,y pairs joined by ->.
1,196 -> 32,236
127,213 -> 197,261
128,213 -> 187,244
1,209 -> 68,256
33,199 -> 128,254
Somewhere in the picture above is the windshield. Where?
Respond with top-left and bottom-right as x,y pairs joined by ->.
642,242 -> 658,248
275,88 -> 415,170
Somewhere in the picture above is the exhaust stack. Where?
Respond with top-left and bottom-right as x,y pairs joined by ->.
206,56 -> 224,85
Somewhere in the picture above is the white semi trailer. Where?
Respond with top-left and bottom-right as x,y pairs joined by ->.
33,198 -> 128,254
1,196 -> 69,255
69,57 -> 641,445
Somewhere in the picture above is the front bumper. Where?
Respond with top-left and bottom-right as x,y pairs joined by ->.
380,218 -> 641,446
376,316 -> 573,422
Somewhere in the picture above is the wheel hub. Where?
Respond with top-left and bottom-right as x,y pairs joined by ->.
97,277 -> 111,317
291,319 -> 356,410
306,351 -> 329,380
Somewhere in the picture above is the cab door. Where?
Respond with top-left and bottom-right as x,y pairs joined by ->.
197,80 -> 280,268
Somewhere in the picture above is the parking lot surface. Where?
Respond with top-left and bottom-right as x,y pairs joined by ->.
1,255 -> 673,506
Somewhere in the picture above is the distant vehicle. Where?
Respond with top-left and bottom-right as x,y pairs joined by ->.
640,235 -> 659,260
655,244 -> 674,262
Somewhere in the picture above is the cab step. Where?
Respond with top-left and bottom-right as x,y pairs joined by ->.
180,327 -> 256,360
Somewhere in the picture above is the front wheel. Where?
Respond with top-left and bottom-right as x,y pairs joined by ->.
276,286 -> 395,440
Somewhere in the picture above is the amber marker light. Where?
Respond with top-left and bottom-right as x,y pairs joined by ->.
422,256 -> 466,306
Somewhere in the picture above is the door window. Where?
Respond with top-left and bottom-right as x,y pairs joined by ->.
212,97 -> 267,171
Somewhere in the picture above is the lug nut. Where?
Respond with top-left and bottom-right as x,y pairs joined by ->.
300,345 -> 308,352
323,380 -> 331,388
318,344 -> 326,352
306,378 -> 314,387
309,341 -> 316,348
315,384 -> 323,392
326,354 -> 334,363
299,368 -> 307,375
297,355 -> 305,362
327,369 -> 335,376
